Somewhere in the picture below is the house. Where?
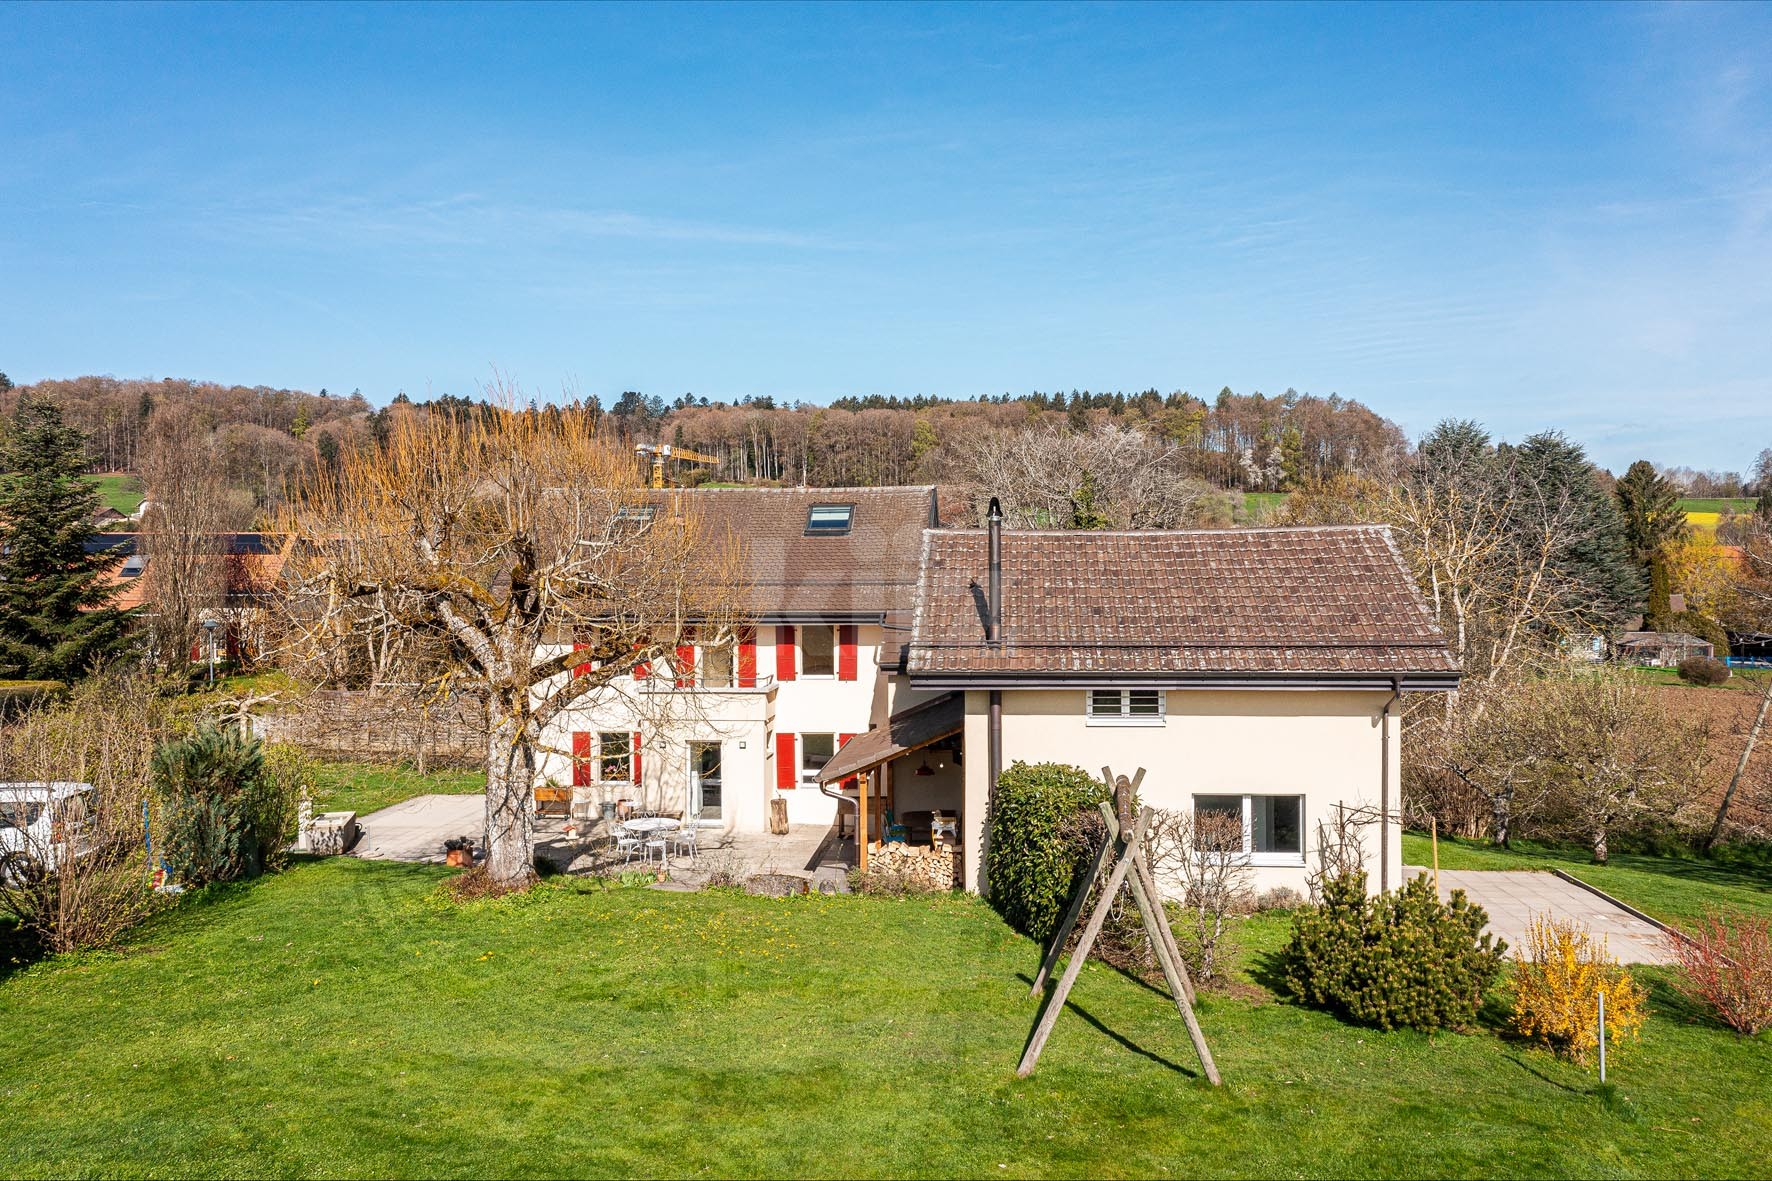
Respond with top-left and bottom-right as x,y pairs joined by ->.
533,487 -> 948,834
536,491 -> 1459,898
1617,630 -> 1714,668
86,532 -> 292,663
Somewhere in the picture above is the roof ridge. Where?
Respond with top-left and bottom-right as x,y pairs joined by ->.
921,523 -> 1392,538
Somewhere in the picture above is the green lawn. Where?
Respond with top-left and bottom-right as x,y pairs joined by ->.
2,859 -> 1769,1178
84,473 -> 144,515
308,760 -> 485,817
1676,497 -> 1757,515
1628,666 -> 1772,692
1402,831 -> 1772,929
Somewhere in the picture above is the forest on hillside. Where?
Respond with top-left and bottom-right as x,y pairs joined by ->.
1,371 -> 1762,521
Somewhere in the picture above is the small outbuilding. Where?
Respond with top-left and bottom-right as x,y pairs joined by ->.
1617,630 -> 1714,668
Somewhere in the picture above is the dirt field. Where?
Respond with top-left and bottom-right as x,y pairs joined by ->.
1657,683 -> 1772,838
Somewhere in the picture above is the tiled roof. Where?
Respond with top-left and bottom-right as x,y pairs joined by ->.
907,525 -> 1458,683
659,486 -> 936,621
87,533 -> 291,611
818,692 -> 964,784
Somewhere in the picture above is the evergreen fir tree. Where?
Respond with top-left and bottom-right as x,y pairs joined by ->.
0,396 -> 134,681
1647,555 -> 1672,629
1614,459 -> 1687,566
1511,432 -> 1645,618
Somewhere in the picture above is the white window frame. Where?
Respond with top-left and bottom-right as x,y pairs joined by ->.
597,732 -> 632,783
799,624 -> 837,679
800,732 -> 835,786
1084,687 -> 1166,726
1193,793 -> 1306,867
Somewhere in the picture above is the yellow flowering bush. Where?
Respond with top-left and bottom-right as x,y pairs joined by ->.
1510,915 -> 1647,1061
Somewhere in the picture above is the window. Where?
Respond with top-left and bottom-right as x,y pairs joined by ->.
1192,794 -> 1305,864
800,733 -> 835,786
1085,688 -> 1165,725
805,503 -> 854,536
598,732 -> 632,781
800,624 -> 836,677
700,641 -> 735,688
615,504 -> 656,525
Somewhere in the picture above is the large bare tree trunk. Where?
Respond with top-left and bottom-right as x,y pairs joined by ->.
1707,676 -> 1772,851
483,701 -> 536,886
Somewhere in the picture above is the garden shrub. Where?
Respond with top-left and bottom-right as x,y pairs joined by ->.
1676,656 -> 1730,686
1671,909 -> 1772,1036
153,725 -> 275,887
257,743 -> 313,872
1511,915 -> 1647,1060
986,761 -> 1111,942
1280,872 -> 1505,1032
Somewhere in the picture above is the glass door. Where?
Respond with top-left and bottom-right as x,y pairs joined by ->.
689,742 -> 722,822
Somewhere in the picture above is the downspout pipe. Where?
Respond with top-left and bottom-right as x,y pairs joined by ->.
1379,677 -> 1401,893
987,497 -> 1004,792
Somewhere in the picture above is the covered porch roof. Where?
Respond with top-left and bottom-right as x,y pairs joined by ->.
818,692 -> 964,784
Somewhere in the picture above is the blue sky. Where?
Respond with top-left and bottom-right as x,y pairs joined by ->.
3,2 -> 1769,473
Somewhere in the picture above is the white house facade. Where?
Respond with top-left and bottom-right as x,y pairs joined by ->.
534,488 -> 1458,899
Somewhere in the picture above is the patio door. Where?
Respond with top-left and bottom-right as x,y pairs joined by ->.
689,742 -> 723,822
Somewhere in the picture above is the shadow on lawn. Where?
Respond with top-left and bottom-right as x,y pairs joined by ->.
1015,972 -> 1200,1078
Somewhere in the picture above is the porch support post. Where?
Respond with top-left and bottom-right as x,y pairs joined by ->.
858,768 -> 871,872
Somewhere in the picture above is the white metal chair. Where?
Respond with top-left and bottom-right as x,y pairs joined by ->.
644,835 -> 669,866
670,824 -> 700,865
612,823 -> 645,865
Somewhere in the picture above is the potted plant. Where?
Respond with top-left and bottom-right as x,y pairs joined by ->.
443,836 -> 476,868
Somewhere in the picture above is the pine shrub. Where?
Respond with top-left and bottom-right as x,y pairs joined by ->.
1511,915 -> 1647,1060
1281,872 -> 1506,1032
153,725 -> 275,887
986,761 -> 1111,942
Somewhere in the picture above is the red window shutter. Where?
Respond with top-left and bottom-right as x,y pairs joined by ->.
571,731 -> 592,787
571,641 -> 591,679
737,627 -> 757,688
775,625 -> 796,682
674,643 -> 695,688
633,642 -> 651,680
632,732 -> 643,784
776,732 -> 797,790
839,732 -> 858,789
838,625 -> 858,681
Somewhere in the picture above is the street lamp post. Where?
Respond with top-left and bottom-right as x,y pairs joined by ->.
202,619 -> 220,686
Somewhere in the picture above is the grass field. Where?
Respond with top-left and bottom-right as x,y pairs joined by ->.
1677,498 -> 1758,515
1628,665 -> 1772,692
308,760 -> 485,817
1401,832 -> 1772,929
2,853 -> 1769,1178
83,472 -> 143,515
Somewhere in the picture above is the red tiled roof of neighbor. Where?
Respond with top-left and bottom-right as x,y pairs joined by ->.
657,486 -> 936,621
907,524 -> 1458,684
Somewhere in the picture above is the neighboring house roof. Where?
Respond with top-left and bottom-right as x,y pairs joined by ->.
86,532 -> 292,612
1618,631 -> 1711,649
906,524 -> 1459,689
818,692 -> 964,784
656,486 -> 938,624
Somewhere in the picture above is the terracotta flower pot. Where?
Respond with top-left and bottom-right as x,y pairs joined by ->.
446,848 -> 473,868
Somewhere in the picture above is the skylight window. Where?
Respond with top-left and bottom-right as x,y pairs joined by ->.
805,503 -> 854,536
615,505 -> 656,524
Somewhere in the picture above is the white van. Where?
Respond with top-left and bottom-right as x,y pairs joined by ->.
0,782 -> 95,880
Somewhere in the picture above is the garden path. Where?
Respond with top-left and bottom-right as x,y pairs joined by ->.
1406,866 -> 1675,964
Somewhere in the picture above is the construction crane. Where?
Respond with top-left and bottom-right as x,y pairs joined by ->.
634,442 -> 721,488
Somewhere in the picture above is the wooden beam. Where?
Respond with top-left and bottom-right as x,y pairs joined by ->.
858,768 -> 871,872
1018,808 -> 1153,1077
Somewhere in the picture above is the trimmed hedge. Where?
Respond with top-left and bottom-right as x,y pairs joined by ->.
985,761 -> 1111,942
1280,872 -> 1506,1032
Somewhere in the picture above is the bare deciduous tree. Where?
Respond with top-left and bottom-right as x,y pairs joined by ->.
1525,670 -> 1710,864
1146,808 -> 1253,983
0,673 -> 170,952
140,405 -> 233,672
952,423 -> 1208,529
278,388 -> 744,887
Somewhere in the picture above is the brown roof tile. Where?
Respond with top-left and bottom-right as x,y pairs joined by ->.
907,525 -> 1458,684
658,486 -> 936,621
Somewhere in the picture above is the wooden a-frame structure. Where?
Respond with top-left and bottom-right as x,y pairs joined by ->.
1018,767 -> 1222,1085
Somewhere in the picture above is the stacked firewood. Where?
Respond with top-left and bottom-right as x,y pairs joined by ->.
865,842 -> 960,891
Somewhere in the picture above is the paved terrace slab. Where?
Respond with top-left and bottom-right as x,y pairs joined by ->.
1406,866 -> 1675,965
351,794 -> 485,863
